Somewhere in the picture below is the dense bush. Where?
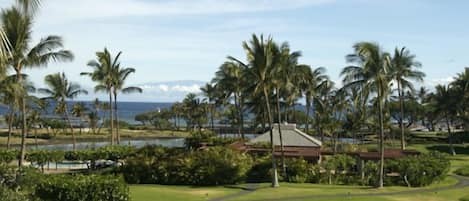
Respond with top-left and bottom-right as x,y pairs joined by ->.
393,152 -> 450,187
285,158 -> 320,183
35,174 -> 129,201
185,131 -> 241,149
0,185 -> 29,201
321,154 -> 357,185
455,165 -> 469,176
0,150 -> 18,164
460,195 -> 469,201
121,146 -> 252,185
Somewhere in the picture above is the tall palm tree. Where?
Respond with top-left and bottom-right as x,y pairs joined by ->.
39,73 -> 87,150
433,85 -> 457,155
71,102 -> 88,135
298,66 -> 328,134
200,83 -> 218,131
82,48 -> 117,145
229,34 -> 280,187
212,61 -> 246,138
112,64 -> 142,144
389,47 -> 424,150
1,6 -> 73,166
0,75 -> 23,149
341,42 -> 392,188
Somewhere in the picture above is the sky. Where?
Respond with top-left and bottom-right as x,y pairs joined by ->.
0,0 -> 468,102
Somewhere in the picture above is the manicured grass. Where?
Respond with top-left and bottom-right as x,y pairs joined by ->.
130,185 -> 240,201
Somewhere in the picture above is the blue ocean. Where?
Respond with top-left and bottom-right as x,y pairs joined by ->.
0,101 -> 173,125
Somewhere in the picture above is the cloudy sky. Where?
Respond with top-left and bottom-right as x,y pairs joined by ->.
0,0 -> 468,102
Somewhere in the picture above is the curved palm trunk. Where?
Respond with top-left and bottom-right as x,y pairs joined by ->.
109,92 -> 114,145
240,97 -> 245,140
276,89 -> 286,177
63,103 -> 76,151
17,70 -> 27,167
398,81 -> 406,150
445,113 -> 456,156
6,110 -> 13,149
377,87 -> 385,188
305,97 -> 311,134
114,92 -> 120,144
263,87 -> 279,188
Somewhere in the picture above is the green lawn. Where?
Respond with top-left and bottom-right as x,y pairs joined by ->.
129,177 -> 465,201
130,185 -> 240,201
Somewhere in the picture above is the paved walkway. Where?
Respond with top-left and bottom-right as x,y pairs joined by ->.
210,175 -> 469,201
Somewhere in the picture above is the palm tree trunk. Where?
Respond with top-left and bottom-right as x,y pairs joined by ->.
240,97 -> 245,140
7,110 -> 13,150
18,70 -> 27,167
63,103 -> 76,151
109,92 -> 114,145
445,113 -> 456,156
114,92 -> 120,145
234,94 -> 241,138
34,126 -> 38,149
263,87 -> 279,188
377,87 -> 385,188
398,81 -> 406,150
305,98 -> 311,134
210,104 -> 215,131
276,89 -> 286,178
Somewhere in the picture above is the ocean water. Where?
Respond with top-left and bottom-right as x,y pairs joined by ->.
0,101 -> 174,125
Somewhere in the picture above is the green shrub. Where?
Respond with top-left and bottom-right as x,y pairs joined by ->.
0,185 -> 29,201
121,146 -> 252,185
0,150 -> 18,164
35,174 -> 129,201
460,195 -> 469,201
455,166 -> 469,176
394,152 -> 450,187
285,158 -> 320,183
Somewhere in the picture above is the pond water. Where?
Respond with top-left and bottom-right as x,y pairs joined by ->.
30,138 -> 185,151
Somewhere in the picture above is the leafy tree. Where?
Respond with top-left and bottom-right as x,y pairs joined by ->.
39,73 -> 87,150
1,2 -> 73,165
389,47 -> 424,150
341,42 -> 392,188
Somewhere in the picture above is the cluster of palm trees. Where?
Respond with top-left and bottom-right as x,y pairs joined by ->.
0,0 -> 141,165
81,48 -> 142,145
199,34 -> 427,188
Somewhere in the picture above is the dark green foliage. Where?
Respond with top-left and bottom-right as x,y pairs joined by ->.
285,158 -> 320,183
121,146 -> 252,185
185,131 -> 240,149
0,185 -> 29,201
393,152 -> 450,187
460,195 -> 469,201
0,150 -> 18,164
246,156 -> 272,183
455,165 -> 469,176
35,174 -> 129,201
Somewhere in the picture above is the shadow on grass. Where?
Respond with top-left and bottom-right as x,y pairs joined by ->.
427,144 -> 469,155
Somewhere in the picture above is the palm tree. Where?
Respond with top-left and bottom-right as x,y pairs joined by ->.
0,76 -> 23,149
1,5 -> 73,166
82,48 -> 117,145
200,83 -> 218,131
112,64 -> 142,144
298,66 -> 328,134
212,61 -> 246,138
39,73 -> 87,150
341,42 -> 392,188
71,102 -> 88,135
432,85 -> 457,155
389,47 -> 424,150
229,34 -> 280,187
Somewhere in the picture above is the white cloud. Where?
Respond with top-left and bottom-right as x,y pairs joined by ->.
171,84 -> 201,93
158,84 -> 169,92
24,0 -> 334,25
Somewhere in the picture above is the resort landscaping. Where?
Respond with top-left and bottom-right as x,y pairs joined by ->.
0,1 -> 469,201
